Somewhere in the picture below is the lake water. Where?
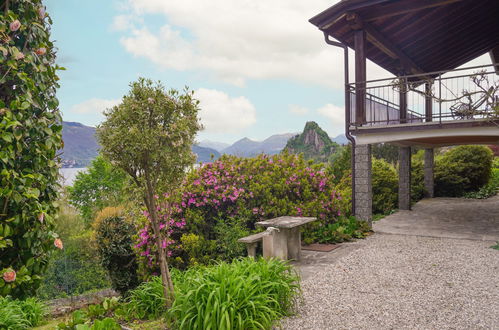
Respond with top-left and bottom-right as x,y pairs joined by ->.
59,168 -> 87,186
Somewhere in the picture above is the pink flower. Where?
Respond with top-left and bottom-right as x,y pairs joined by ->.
54,238 -> 63,249
38,212 -> 44,223
3,270 -> 16,283
10,20 -> 21,32
35,47 -> 46,56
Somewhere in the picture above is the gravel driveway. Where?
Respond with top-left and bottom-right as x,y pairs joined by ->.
281,233 -> 499,329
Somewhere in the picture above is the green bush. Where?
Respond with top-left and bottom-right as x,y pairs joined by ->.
411,155 -> 426,203
68,156 -> 128,223
372,158 -> 398,214
122,276 -> 167,321
37,231 -> 110,299
0,296 -> 46,329
94,207 -> 140,296
435,145 -> 493,197
464,168 -> 499,199
0,1 -> 64,298
167,258 -> 300,329
304,216 -> 371,244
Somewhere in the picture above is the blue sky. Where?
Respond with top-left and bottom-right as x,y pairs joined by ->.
45,0 -> 489,144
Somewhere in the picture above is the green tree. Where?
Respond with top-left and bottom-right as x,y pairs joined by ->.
0,1 -> 63,297
67,155 -> 128,222
97,78 -> 201,307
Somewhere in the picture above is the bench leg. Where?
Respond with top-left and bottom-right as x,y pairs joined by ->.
286,227 -> 301,261
246,242 -> 257,258
263,231 -> 288,260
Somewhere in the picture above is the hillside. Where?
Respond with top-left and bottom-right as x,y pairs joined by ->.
61,121 -> 221,167
283,121 -> 339,162
61,122 -> 99,167
198,140 -> 230,152
221,133 -> 295,157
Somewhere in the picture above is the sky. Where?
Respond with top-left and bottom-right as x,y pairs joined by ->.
45,0 -> 491,145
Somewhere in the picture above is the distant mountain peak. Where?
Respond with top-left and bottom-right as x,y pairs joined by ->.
283,121 -> 338,162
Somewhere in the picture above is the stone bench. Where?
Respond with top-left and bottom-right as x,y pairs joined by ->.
237,230 -> 271,258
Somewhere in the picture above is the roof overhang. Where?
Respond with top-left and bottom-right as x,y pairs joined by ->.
310,0 -> 499,76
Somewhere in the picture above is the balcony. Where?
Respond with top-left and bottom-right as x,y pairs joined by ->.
348,64 -> 499,146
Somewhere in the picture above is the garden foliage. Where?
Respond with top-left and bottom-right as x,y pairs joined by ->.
167,258 -> 300,330
37,203 -> 109,299
68,156 -> 128,223
303,216 -> 371,244
135,153 -> 347,270
0,296 -> 46,329
0,0 -> 63,297
435,145 -> 493,197
372,159 -> 398,214
93,207 -> 140,296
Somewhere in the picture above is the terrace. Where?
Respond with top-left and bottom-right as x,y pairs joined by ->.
310,0 -> 499,222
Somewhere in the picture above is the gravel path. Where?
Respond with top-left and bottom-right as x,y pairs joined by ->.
281,234 -> 499,329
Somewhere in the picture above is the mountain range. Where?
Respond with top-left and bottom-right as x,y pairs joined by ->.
61,121 -> 347,167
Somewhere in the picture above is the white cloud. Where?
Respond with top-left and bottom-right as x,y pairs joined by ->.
289,104 -> 310,115
115,0 -> 355,88
316,103 -> 345,135
195,88 -> 257,133
71,98 -> 120,115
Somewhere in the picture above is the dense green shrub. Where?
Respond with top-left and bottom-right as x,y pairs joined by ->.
0,296 -> 46,329
135,153 -> 348,270
37,204 -> 109,299
303,216 -> 371,244
464,168 -> 499,199
37,231 -> 110,299
411,155 -> 426,203
372,158 -> 398,214
0,0 -> 64,298
329,144 -> 351,184
68,156 -> 128,223
167,258 -> 300,329
435,145 -> 493,197
94,207 -> 140,296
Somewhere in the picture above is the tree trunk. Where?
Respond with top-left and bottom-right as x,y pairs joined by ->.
146,195 -> 175,308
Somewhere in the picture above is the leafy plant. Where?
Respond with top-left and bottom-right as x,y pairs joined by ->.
372,158 -> 398,214
167,258 -> 300,330
0,296 -> 46,329
93,207 -> 140,296
123,276 -> 166,320
491,242 -> 499,250
0,0 -> 64,298
304,216 -> 371,244
68,155 -> 128,223
435,145 -> 493,197
464,168 -> 499,199
97,78 -> 202,307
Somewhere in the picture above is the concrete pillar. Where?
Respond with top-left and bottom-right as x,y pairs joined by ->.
354,144 -> 372,226
424,148 -> 434,198
398,147 -> 411,210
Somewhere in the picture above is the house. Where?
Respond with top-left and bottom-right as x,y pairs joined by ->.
310,0 -> 499,224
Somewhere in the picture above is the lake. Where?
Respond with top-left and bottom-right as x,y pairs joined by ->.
59,168 -> 87,186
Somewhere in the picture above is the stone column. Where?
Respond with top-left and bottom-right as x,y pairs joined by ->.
398,146 -> 411,210
354,144 -> 372,226
424,148 -> 434,198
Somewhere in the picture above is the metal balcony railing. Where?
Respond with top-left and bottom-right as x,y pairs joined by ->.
348,64 -> 499,127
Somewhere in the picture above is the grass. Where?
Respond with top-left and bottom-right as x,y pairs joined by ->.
120,258 -> 300,329
0,296 -> 46,329
491,242 -> 499,250
167,257 -> 300,330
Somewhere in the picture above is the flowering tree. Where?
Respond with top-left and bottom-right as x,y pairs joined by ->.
0,1 -> 64,297
97,78 -> 201,307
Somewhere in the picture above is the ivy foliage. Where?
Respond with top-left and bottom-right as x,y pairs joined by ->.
0,0 -> 63,298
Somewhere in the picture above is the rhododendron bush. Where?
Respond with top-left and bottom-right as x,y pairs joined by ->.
135,153 -> 349,271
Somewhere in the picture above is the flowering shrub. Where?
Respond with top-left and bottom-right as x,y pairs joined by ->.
0,1 -> 63,298
135,153 -> 348,270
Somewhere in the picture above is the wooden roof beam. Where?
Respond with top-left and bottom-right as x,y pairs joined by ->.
490,45 -> 499,75
346,13 -> 428,78
360,0 -> 466,22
